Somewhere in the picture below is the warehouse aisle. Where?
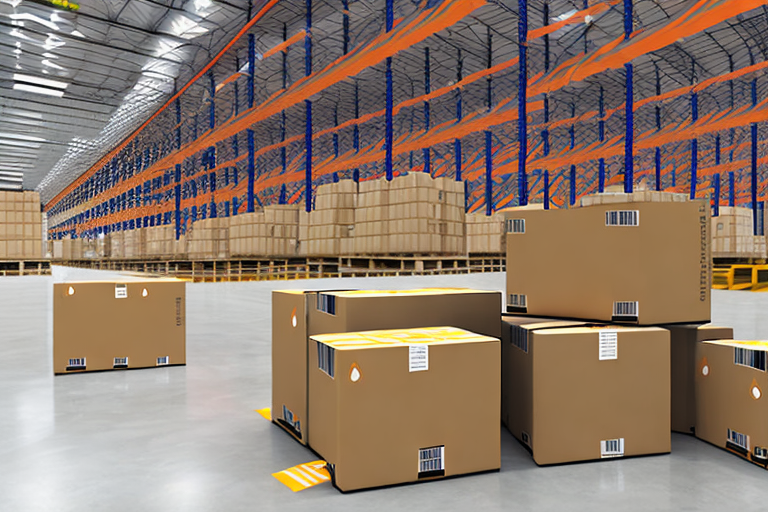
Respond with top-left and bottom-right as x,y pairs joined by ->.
0,270 -> 766,512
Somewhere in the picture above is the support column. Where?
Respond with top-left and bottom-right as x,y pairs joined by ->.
654,64 -> 661,191
305,0 -> 313,212
569,103 -> 576,206
423,47 -> 431,174
247,33 -> 255,213
752,77 -> 759,234
485,27 -> 493,215
384,0 -> 394,181
623,0 -> 633,193
517,0 -> 528,205
455,49 -> 463,182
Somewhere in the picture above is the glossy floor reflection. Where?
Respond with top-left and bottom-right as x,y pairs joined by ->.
0,269 -> 765,512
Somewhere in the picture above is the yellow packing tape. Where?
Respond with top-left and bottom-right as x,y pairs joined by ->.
273,461 -> 331,492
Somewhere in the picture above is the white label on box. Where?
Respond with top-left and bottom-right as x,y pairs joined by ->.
418,446 -> 444,473
409,345 -> 429,372
601,438 -> 625,458
115,284 -> 128,299
599,331 -> 618,360
157,356 -> 169,366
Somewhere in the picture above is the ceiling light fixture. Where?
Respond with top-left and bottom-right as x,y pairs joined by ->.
0,132 -> 46,142
4,108 -> 43,119
13,73 -> 68,89
9,13 -> 60,31
42,59 -> 66,71
0,139 -> 42,149
12,83 -> 65,97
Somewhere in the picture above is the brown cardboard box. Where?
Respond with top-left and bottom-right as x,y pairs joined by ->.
664,324 -> 733,434
272,288 -> 502,445
501,316 -> 671,465
695,340 -> 768,468
308,326 -> 499,492
53,280 -> 186,374
505,198 -> 710,324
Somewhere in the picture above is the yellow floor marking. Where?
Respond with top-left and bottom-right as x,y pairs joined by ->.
255,407 -> 272,421
273,461 -> 330,492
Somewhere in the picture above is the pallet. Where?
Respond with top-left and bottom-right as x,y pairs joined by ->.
0,260 -> 52,277
51,255 -> 506,283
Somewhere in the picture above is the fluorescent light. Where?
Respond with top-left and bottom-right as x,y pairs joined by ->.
71,30 -> 85,38
13,83 -> 65,97
14,73 -> 68,89
0,0 -> 23,8
0,132 -> 46,142
42,52 -> 58,59
0,139 -> 42,148
9,13 -> 59,31
0,172 -> 24,179
195,0 -> 212,9
4,108 -> 43,119
42,59 -> 66,71
169,16 -> 208,39
44,34 -> 65,50
13,49 -> 22,55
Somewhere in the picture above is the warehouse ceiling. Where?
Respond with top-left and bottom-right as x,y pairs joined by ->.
3,0 -> 768,204
0,0 -> 252,193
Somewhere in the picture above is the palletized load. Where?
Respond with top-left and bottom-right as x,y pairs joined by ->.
501,316 -> 671,465
695,339 -> 768,468
308,326 -> 499,491
504,195 -> 710,324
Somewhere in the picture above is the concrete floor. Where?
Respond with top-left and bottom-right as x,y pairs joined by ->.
1,268 -> 767,512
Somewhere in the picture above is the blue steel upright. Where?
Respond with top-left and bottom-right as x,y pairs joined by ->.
517,0 -> 528,205
384,0 -> 394,181
305,0 -> 313,212
623,0 -> 633,193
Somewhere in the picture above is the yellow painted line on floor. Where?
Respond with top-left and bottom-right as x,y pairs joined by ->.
255,407 -> 272,421
273,461 -> 330,492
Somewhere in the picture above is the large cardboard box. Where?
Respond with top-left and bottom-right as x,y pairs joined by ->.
308,326 -> 499,492
272,288 -> 502,445
501,316 -> 671,465
504,199 -> 710,324
53,280 -> 186,374
695,340 -> 768,468
665,324 -> 733,434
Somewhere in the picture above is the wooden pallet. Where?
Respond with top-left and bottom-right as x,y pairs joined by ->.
52,255 -> 506,283
0,260 -> 52,277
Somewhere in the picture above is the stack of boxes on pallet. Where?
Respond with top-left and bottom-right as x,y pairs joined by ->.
53,280 -> 186,374
465,210 -> 506,254
187,218 -> 229,259
229,206 -> 300,258
0,190 -> 43,259
354,173 -> 465,255
272,289 -> 502,491
711,206 -> 766,259
300,180 -> 356,256
144,225 -> 185,258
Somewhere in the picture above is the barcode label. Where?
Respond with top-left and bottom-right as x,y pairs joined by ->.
418,446 -> 445,475
316,293 -> 336,315
605,210 -> 639,226
510,324 -> 528,353
599,331 -> 618,361
613,301 -> 638,318
600,438 -> 625,458
727,428 -> 749,451
506,218 -> 525,233
68,358 -> 86,368
409,345 -> 429,372
318,343 -> 335,378
115,284 -> 128,299
113,357 -> 128,367
157,356 -> 169,366
734,347 -> 767,372
509,294 -> 527,308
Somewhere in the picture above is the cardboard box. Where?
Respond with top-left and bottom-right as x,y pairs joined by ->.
501,316 -> 671,465
272,288 -> 502,445
53,280 -> 186,374
695,340 -> 768,468
505,198 -> 710,324
308,326 -> 500,492
665,324 -> 733,434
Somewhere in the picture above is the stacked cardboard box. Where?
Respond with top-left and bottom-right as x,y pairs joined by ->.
500,193 -> 717,465
309,327 -> 500,491
53,238 -> 84,260
0,190 -> 43,259
229,211 -> 267,257
300,180 -> 356,256
145,225 -> 181,258
501,317 -> 671,465
187,218 -> 229,259
711,206 -> 766,259
354,173 -> 465,255
695,340 -> 768,469
53,280 -> 186,374
272,288 -> 502,491
265,205 -> 300,257
108,229 -> 145,259
504,196 -> 710,324
466,211 -> 506,254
